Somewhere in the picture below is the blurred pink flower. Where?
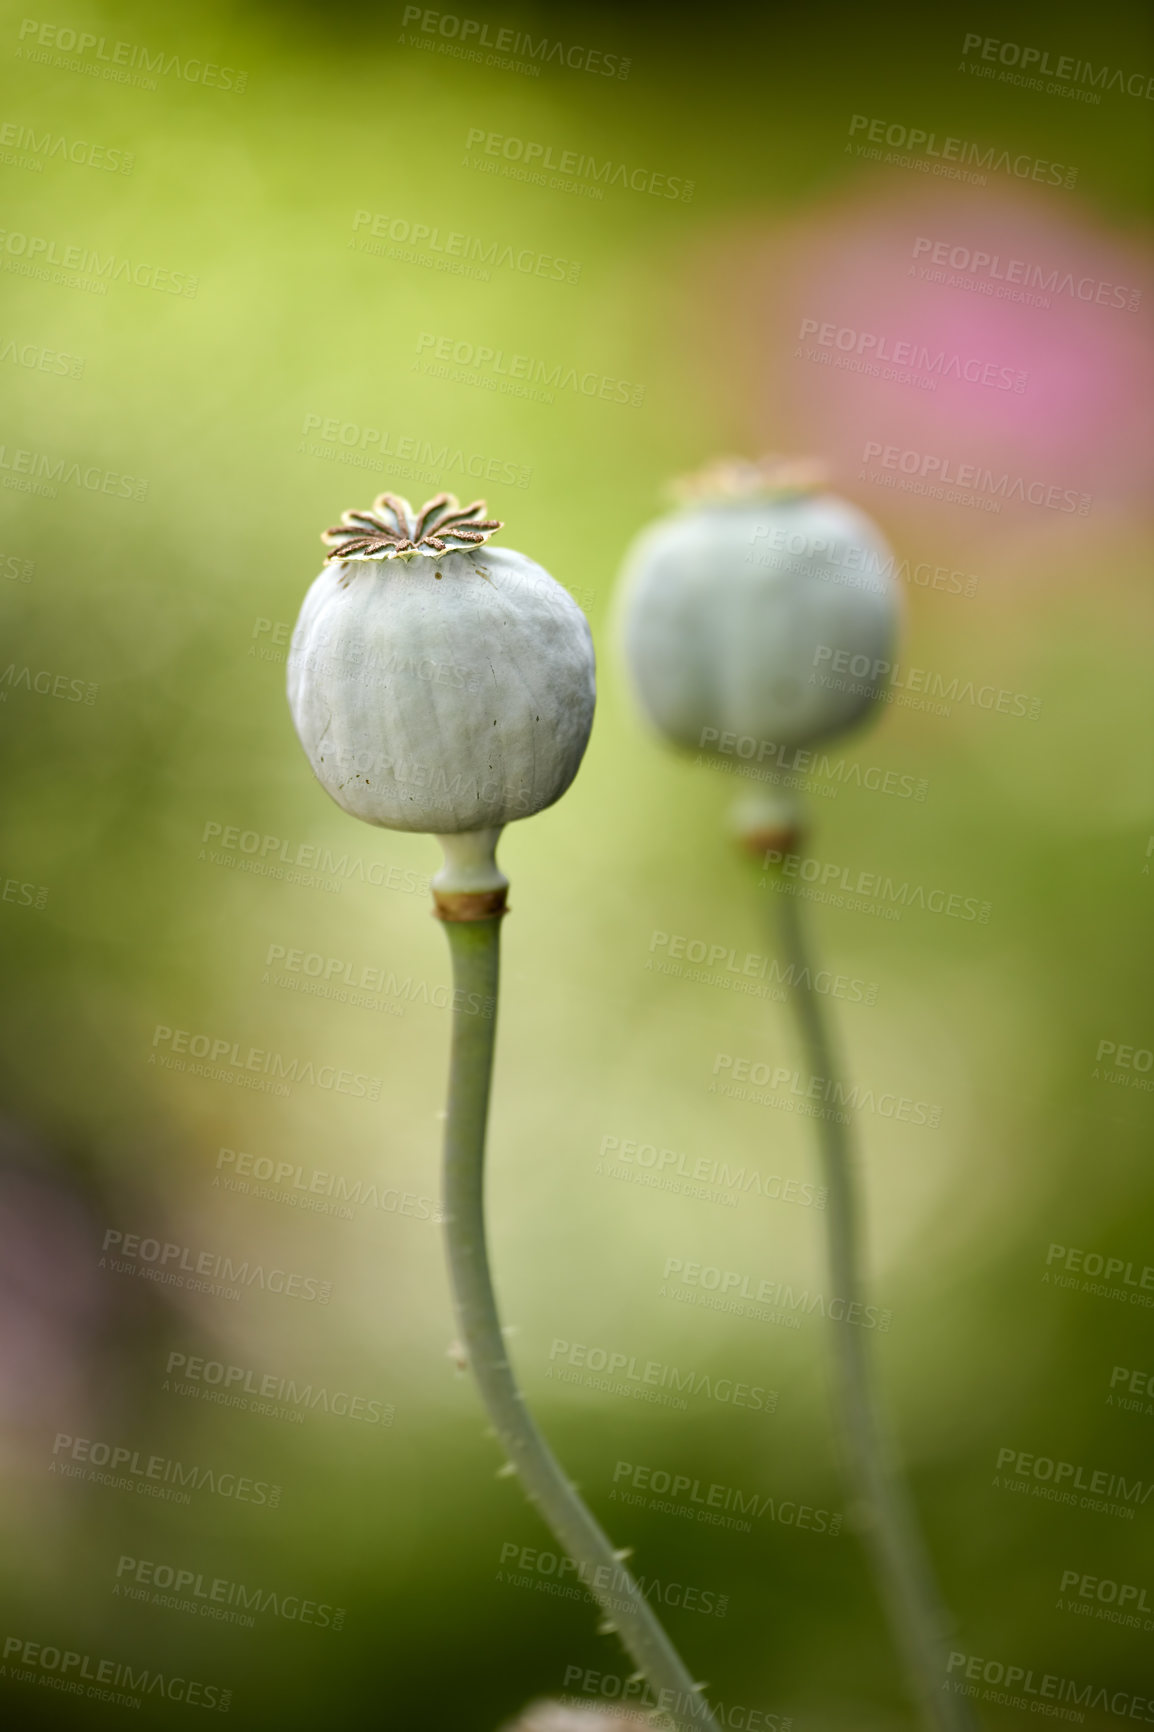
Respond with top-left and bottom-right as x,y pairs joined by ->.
688,180 -> 1152,547
0,1124 -> 111,1448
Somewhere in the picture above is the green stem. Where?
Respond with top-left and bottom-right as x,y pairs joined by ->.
439,913 -> 721,1732
774,887 -> 976,1732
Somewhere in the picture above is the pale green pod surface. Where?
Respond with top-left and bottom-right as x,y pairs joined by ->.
618,490 -> 899,756
288,544 -> 595,834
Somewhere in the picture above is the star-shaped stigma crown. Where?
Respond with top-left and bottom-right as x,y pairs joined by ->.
669,454 -> 830,507
322,492 -> 505,564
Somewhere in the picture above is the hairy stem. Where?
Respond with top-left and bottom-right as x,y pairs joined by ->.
439,912 -> 720,1732
774,887 -> 975,1732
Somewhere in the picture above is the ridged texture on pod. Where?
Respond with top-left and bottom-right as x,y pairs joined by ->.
618,493 -> 899,755
288,546 -> 595,834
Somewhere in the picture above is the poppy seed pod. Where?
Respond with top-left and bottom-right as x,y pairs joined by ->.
617,456 -> 900,763
287,492 -> 596,889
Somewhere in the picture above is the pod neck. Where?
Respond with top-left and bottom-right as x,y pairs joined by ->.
432,828 -> 509,921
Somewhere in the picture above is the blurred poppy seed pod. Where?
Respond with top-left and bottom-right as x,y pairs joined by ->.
288,492 -> 596,893
617,455 -> 900,770
502,1705 -> 642,1731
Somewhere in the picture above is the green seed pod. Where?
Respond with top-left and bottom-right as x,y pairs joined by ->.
287,492 -> 596,891
617,457 -> 900,762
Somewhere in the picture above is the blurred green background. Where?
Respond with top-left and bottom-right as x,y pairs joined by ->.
0,0 -> 1151,1726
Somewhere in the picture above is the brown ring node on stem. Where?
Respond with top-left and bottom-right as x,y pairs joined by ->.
432,887 -> 510,922
736,825 -> 804,860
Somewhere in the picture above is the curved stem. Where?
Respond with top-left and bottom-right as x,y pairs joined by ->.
773,887 -> 976,1732
439,912 -> 720,1732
